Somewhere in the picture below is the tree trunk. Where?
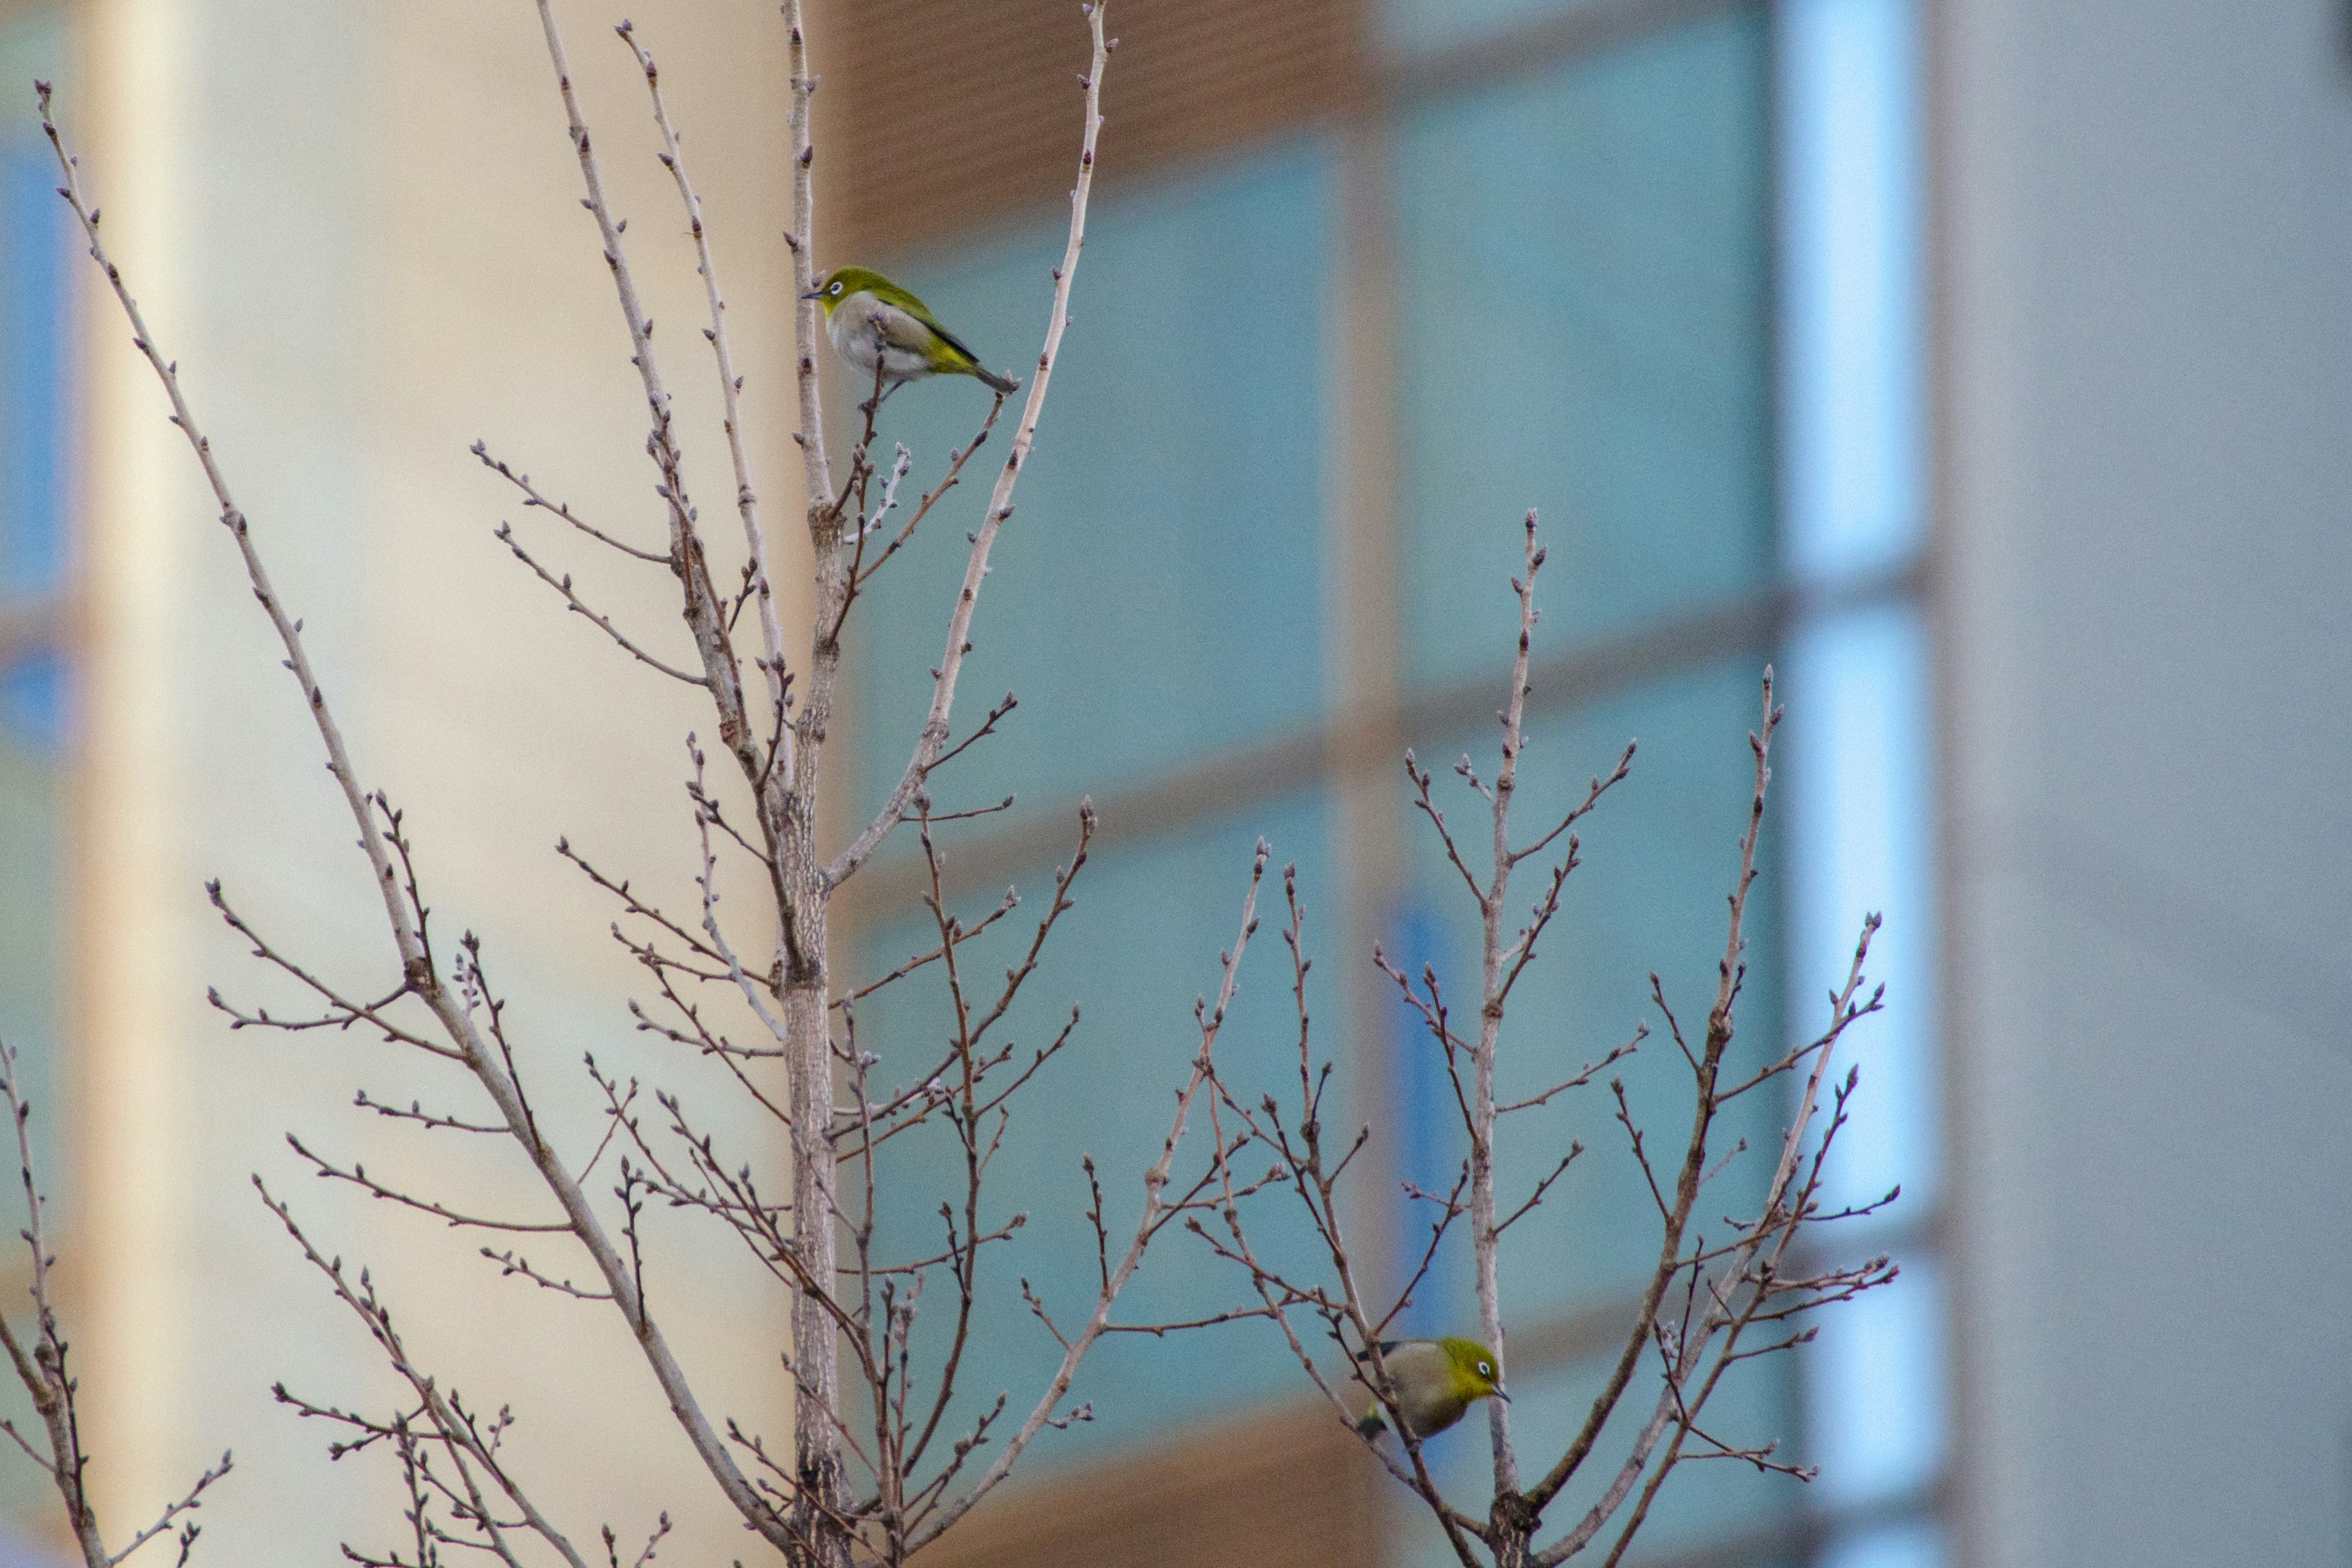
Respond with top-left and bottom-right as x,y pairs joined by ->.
788,965 -> 848,1566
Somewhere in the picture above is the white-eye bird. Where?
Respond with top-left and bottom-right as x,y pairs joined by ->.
802,266 -> 1021,395
1355,1336 -> 1510,1439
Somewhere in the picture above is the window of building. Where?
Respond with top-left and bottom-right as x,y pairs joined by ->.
848,140 -> 1338,811
835,2 -> 1943,1564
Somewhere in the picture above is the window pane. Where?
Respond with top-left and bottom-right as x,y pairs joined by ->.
1820,1519 -> 1948,1568
845,794 -> 1338,1461
0,653 -> 64,755
1805,1252 -> 1947,1507
0,739 -> 61,1180
1393,11 -> 1774,692
851,142 -> 1332,817
1782,602 -> 1938,1219
1778,0 -> 1924,581
2,80 -> 70,601
0,1523 -> 71,1568
1390,659 -> 1784,1327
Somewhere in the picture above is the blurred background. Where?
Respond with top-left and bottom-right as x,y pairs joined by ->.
0,0 -> 2345,1564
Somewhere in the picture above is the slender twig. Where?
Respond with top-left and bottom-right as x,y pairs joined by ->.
472,441 -> 668,562
1464,513 -> 1555,1499
44,66 -> 804,1556
619,20 -> 794,771
258,1182 -> 590,1568
826,4 -> 1111,892
909,830 -> 1262,1551
849,412 -> 1003,591
0,1027 -> 233,1567
492,522 -> 704,684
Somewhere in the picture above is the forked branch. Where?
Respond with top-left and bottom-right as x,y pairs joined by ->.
0,1028 -> 232,1567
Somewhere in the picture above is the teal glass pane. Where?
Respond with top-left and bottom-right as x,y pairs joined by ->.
1388,659 -> 1785,1330
1393,11 -> 1774,691
1381,0 -> 1597,59
0,741 -> 61,1188
1396,1342 -> 1802,1566
843,794 -> 1341,1469
0,736 -> 62,1545
848,141 -> 1331,823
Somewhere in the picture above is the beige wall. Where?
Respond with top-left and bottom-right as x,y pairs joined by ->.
70,1 -> 827,1556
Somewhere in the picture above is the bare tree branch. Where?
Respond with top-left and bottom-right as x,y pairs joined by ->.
825,5 -> 1109,892
910,832 -> 1267,1550
0,1025 -> 232,1567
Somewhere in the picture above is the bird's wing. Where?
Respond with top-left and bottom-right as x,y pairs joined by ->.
921,318 -> 990,372
869,304 -> 938,352
1361,1341 -> 1446,1385
873,285 -> 988,371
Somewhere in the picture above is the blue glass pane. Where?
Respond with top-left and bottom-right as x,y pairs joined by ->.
1396,1343 -> 1801,1566
1820,1518 -> 1947,1568
0,654 -> 65,753
1778,0 -> 1923,581
2,121 -> 70,600
1804,1251 -> 1947,1507
0,1525 -> 70,1568
1782,603 -> 1937,1220
1381,0 -> 1595,59
1394,11 -> 1773,692
1390,659 -> 1784,1328
845,794 -> 1340,1466
850,142 -> 1331,821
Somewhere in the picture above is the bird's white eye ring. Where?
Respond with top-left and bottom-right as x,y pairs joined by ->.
829,281 -> 843,295
1479,1362 -> 1491,1376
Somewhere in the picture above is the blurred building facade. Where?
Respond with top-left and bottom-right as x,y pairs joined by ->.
0,0 -> 2345,1566
830,2 -> 1935,1564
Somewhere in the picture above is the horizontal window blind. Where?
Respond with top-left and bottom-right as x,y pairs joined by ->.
837,0 -> 1362,254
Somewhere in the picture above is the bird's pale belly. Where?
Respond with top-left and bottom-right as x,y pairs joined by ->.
832,329 -> 931,383
827,297 -> 932,385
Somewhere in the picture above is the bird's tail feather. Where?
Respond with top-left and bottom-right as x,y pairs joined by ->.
975,364 -> 1021,394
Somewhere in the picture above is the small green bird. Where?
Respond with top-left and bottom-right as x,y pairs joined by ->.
1354,1336 -> 1510,1439
802,266 -> 1021,396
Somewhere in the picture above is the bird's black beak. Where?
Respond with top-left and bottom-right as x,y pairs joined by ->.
1494,1388 -> 1512,1403
799,288 -> 823,300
